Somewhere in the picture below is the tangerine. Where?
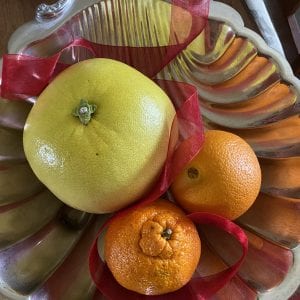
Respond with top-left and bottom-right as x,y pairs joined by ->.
104,199 -> 201,295
171,130 -> 261,220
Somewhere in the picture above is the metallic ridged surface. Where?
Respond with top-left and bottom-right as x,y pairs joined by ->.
0,98 -> 32,130
196,242 -> 258,300
159,51 -> 282,105
0,163 -> 43,206
0,190 -> 62,250
201,225 -> 294,292
206,115 -> 300,158
187,20 -> 236,65
180,37 -> 257,85
199,82 -> 298,128
237,193 -> 300,249
0,127 -> 25,163
0,211 -> 92,296
0,0 -> 299,299
260,157 -> 300,199
30,217 -> 107,300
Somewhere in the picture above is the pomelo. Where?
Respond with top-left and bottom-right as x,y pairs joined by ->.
23,58 -> 176,213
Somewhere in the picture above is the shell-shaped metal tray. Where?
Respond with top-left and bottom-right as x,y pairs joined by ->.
0,0 -> 300,299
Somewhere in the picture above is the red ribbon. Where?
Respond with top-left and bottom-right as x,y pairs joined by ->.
187,213 -> 248,299
0,0 -> 249,298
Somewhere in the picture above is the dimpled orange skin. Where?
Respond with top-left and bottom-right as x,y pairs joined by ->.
104,199 -> 201,295
171,130 -> 261,220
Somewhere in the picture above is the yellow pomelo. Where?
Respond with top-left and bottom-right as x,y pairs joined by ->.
23,59 -> 176,213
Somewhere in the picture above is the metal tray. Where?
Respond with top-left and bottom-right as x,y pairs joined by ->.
0,0 -> 300,299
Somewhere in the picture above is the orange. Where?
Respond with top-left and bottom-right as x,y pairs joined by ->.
104,199 -> 201,295
171,130 -> 261,220
23,58 -> 176,213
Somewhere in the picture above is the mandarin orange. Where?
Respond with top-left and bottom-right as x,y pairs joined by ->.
104,199 -> 201,295
171,130 -> 261,220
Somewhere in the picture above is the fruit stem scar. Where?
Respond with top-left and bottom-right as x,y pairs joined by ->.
187,167 -> 199,179
161,228 -> 172,240
73,99 -> 97,125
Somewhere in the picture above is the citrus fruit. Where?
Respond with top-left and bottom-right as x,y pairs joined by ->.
23,58 -> 176,213
171,130 -> 261,220
104,199 -> 201,295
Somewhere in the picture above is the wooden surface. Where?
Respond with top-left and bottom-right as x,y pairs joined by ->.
0,0 -> 298,74
0,0 -> 41,54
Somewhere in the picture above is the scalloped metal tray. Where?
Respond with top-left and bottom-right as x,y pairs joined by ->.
0,0 -> 300,299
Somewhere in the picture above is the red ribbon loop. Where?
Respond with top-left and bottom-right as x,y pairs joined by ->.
187,213 -> 248,299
